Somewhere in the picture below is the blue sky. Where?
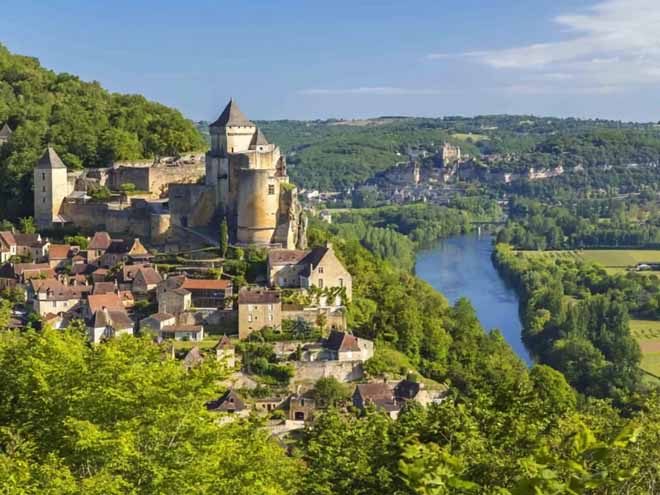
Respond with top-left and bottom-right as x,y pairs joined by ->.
2,0 -> 659,122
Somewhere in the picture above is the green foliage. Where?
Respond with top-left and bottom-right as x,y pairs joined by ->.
18,216 -> 36,234
311,377 -> 349,407
0,327 -> 301,493
0,43 -> 206,220
493,243 -> 644,400
64,234 -> 89,249
119,182 -> 136,193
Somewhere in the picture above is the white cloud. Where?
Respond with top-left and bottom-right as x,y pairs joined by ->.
299,87 -> 447,96
429,0 -> 660,93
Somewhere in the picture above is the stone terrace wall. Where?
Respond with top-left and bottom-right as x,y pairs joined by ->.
291,360 -> 364,384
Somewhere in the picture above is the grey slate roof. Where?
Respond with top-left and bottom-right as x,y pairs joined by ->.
210,99 -> 254,128
249,128 -> 269,148
36,147 -> 67,169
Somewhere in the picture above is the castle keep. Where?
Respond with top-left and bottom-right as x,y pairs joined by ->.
33,99 -> 307,249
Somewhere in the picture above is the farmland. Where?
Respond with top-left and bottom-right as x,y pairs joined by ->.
630,319 -> 660,380
521,249 -> 660,275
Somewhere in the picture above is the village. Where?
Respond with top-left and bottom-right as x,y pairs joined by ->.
0,101 -> 448,437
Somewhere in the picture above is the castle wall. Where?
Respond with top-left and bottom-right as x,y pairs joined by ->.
169,184 -> 216,228
109,166 -> 151,192
237,169 -> 279,244
226,125 -> 256,152
148,163 -> 206,197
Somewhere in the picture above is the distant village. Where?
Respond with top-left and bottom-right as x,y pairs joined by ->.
0,102 -> 448,433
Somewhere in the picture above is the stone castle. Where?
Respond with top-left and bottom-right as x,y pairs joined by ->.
33,100 -> 307,249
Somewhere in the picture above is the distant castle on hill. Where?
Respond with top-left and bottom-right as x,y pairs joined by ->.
33,100 -> 307,249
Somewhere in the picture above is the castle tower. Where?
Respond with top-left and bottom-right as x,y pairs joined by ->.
34,147 -> 68,229
206,99 -> 256,207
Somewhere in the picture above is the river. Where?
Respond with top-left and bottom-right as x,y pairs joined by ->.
415,232 -> 532,365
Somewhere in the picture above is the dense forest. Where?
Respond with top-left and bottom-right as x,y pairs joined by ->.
192,115 -> 660,195
3,228 -> 660,493
0,43 -> 206,220
498,197 -> 660,250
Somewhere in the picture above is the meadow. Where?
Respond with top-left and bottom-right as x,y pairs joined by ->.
522,249 -> 660,275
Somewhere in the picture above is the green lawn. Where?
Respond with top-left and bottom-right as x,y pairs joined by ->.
452,132 -> 489,141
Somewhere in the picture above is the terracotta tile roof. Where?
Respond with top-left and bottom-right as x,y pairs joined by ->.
0,231 -> 16,248
71,263 -> 93,276
238,288 -> 281,305
88,293 -> 123,314
135,266 -> 162,285
93,281 -> 117,294
13,233 -> 41,247
162,324 -> 203,333
325,331 -> 361,353
355,383 -> 395,402
181,278 -> 230,290
14,263 -> 51,276
122,264 -> 144,281
88,232 -> 112,250
48,244 -> 71,260
268,249 -> 309,266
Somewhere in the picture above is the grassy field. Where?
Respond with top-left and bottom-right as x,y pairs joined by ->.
452,132 -> 489,141
522,249 -> 660,275
630,319 -> 660,379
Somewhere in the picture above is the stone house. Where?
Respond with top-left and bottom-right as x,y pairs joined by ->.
89,307 -> 134,343
47,244 -> 73,269
132,266 -> 162,295
207,390 -> 248,416
13,263 -> 55,283
99,238 -> 150,268
0,231 -> 17,263
324,330 -> 374,362
267,242 -> 352,306
237,287 -> 282,339
140,312 -> 176,335
87,232 -> 112,264
157,286 -> 191,315
157,275 -> 232,310
352,380 -> 448,419
30,278 -> 85,316
160,323 -> 204,341
288,395 -> 316,421
86,292 -> 126,319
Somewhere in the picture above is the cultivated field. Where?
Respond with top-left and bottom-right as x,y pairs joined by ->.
522,249 -> 660,275
630,319 -> 660,379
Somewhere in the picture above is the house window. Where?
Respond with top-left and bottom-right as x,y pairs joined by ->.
268,184 -> 275,195
248,315 -> 252,323
318,278 -> 324,289
42,173 -> 45,181
318,266 -> 324,274
42,198 -> 46,204
42,186 -> 46,192
339,278 -> 344,287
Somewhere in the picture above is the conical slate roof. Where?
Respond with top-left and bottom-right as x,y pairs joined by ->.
36,147 -> 67,169
210,99 -> 254,128
249,128 -> 269,149
0,123 -> 12,139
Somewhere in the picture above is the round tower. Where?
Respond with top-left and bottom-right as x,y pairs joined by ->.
236,168 -> 279,245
